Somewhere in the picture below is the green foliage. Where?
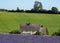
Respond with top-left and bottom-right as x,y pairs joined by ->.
52,30 -> 60,36
9,30 -> 21,34
34,1 -> 43,11
16,7 -> 20,12
51,7 -> 58,13
34,31 -> 41,35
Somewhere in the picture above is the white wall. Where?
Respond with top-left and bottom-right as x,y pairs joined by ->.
21,31 -> 37,35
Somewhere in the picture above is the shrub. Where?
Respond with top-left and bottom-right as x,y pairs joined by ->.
52,30 -> 60,36
9,30 -> 21,34
34,31 -> 42,35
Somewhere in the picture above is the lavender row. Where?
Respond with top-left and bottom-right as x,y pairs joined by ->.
0,34 -> 60,43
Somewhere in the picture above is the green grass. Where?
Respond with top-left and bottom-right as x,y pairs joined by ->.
0,12 -> 60,35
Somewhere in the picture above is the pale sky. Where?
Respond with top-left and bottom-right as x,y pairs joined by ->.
0,0 -> 60,11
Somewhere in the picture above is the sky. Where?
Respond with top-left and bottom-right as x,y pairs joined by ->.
0,0 -> 60,11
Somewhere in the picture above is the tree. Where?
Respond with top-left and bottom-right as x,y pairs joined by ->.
51,7 -> 58,13
34,1 -> 43,11
16,7 -> 20,12
58,11 -> 60,14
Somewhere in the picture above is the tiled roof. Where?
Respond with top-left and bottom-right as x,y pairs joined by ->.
20,24 -> 40,31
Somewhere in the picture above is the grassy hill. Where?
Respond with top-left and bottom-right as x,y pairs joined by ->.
0,12 -> 60,35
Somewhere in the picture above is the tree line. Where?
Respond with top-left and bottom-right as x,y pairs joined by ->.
0,1 -> 60,14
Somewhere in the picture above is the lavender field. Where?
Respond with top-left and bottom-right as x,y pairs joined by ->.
0,34 -> 60,43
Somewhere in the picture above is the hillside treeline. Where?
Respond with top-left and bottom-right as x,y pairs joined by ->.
0,1 -> 60,14
0,8 -> 60,14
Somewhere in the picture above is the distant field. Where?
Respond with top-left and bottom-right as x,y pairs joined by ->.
0,12 -> 60,35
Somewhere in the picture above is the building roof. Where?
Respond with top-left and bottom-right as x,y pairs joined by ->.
20,23 -> 40,31
20,23 -> 49,35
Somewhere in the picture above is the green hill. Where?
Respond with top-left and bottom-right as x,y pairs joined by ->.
0,12 -> 60,35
